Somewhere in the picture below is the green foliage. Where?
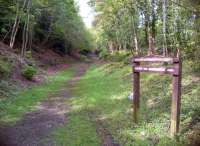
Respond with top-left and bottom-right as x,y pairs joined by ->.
91,0 -> 200,71
79,54 -> 89,62
157,137 -> 182,146
22,65 -> 37,80
99,50 -> 131,64
186,61 -> 200,73
192,61 -> 200,73
0,80 -> 18,99
99,49 -> 110,59
32,0 -> 94,53
0,57 -> 12,78
0,0 -> 94,56
25,51 -> 32,59
110,51 -> 131,63
91,0 -> 142,53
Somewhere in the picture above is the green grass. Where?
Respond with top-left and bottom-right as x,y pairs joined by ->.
53,62 -> 200,146
1,60 -> 199,145
0,68 -> 74,124
54,113 -> 101,146
0,56 -> 13,78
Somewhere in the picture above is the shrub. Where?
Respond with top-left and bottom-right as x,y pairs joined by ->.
99,49 -> 110,59
79,54 -> 89,62
25,51 -> 32,59
185,60 -> 200,74
110,51 -> 129,62
99,50 -> 132,64
22,65 -> 37,80
192,60 -> 200,73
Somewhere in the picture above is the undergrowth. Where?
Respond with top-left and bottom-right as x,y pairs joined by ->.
99,50 -> 131,64
0,56 -> 13,78
22,65 -> 37,80
0,80 -> 19,99
53,62 -> 200,146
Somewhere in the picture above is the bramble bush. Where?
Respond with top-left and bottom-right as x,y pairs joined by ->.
22,65 -> 37,80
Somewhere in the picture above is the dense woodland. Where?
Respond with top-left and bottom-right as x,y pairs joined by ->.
0,0 -> 200,146
0,0 -> 93,56
90,0 -> 200,71
0,0 -> 200,69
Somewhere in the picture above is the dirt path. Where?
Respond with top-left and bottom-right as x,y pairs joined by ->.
0,61 -> 119,146
0,62 -> 90,146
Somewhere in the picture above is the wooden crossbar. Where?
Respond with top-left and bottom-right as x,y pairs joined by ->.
134,66 -> 175,74
133,56 -> 179,63
132,56 -> 182,137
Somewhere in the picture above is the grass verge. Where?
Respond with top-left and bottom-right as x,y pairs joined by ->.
53,62 -> 200,146
0,68 -> 74,124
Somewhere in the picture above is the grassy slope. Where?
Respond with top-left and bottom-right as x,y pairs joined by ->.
53,62 -> 200,146
0,68 -> 74,124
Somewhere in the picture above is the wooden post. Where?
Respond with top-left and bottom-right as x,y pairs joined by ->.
133,61 -> 140,123
132,56 -> 182,136
170,59 -> 182,137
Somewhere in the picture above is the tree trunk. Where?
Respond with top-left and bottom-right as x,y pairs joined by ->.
108,41 -> 114,54
162,0 -> 168,56
144,0 -> 149,48
10,2 -> 20,48
144,15 -> 149,47
151,0 -> 156,53
21,0 -> 31,57
10,0 -> 27,49
148,23 -> 154,55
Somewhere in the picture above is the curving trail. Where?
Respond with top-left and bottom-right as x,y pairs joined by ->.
0,61 -> 119,146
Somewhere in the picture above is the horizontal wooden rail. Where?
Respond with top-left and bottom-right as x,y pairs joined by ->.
133,56 -> 179,63
134,66 -> 175,74
132,55 -> 182,137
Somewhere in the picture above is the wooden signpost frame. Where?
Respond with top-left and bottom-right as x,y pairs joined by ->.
132,56 -> 182,137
